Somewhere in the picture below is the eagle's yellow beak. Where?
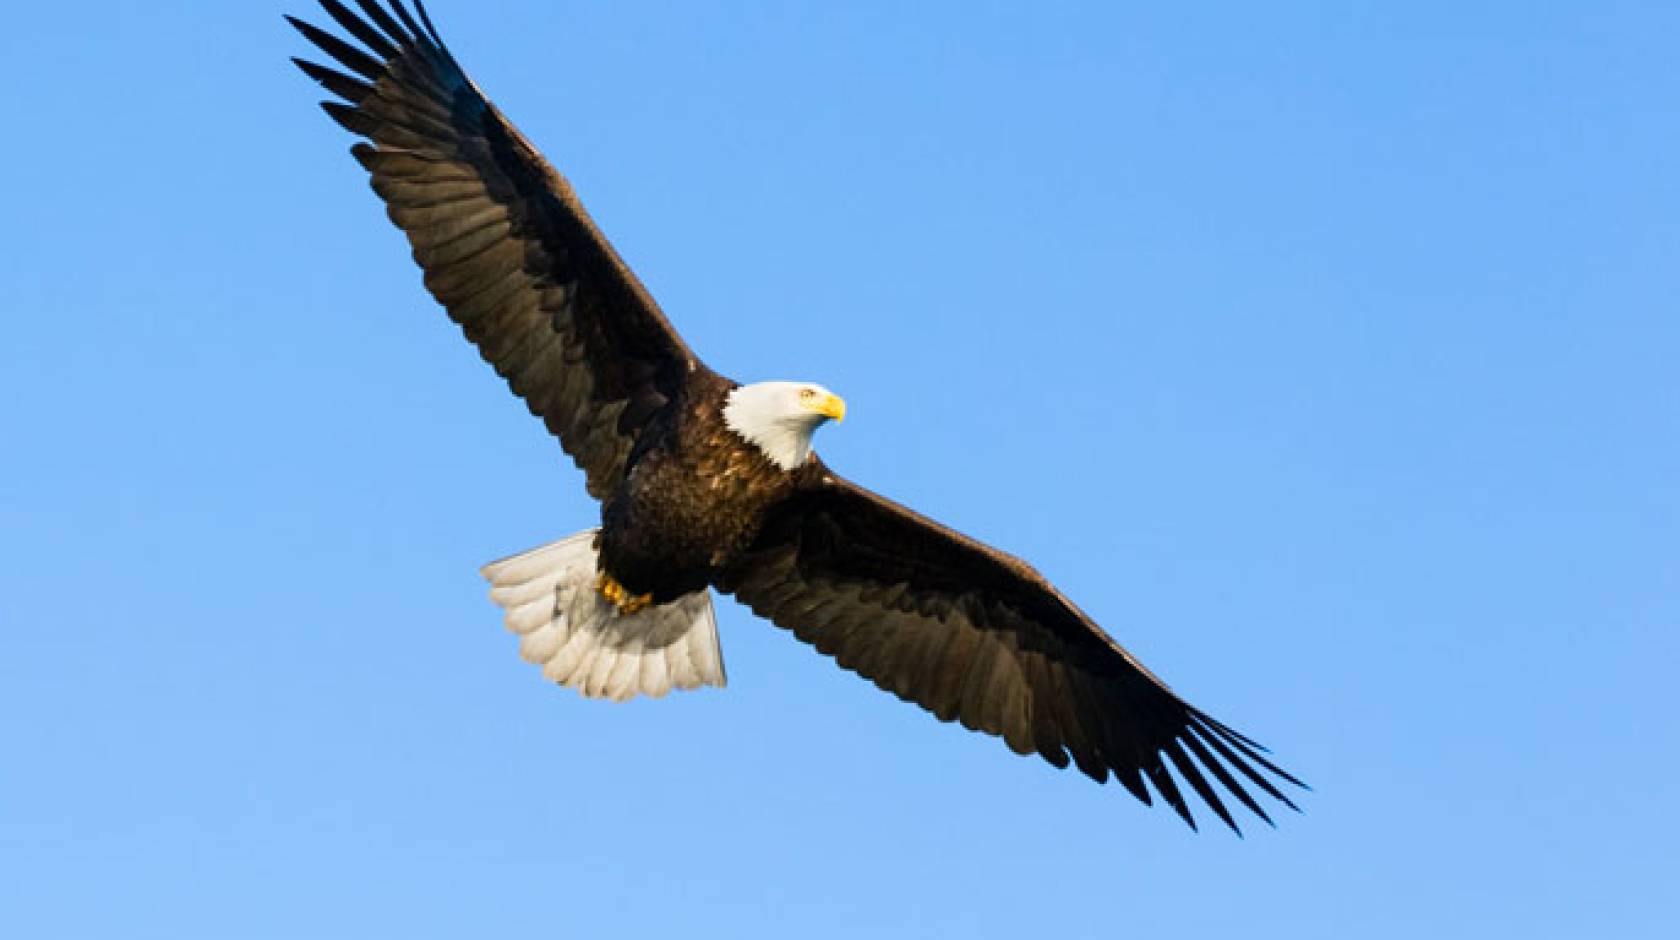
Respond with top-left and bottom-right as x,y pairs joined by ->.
814,392 -> 846,423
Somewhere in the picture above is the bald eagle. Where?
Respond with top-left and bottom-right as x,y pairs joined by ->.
290,0 -> 1304,833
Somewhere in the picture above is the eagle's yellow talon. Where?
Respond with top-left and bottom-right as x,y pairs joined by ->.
596,571 -> 653,615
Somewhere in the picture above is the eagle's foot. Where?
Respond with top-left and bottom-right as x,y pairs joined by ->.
595,571 -> 653,616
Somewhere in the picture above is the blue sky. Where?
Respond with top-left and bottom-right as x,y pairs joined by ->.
3,1 -> 1676,937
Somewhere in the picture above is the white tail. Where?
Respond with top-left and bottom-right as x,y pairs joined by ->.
479,530 -> 726,702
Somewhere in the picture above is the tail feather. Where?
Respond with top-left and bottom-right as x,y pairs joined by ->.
480,530 -> 726,702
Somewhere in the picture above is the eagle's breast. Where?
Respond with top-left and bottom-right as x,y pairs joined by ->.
598,382 -> 803,600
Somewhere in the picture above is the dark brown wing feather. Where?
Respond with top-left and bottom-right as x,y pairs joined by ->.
289,0 -> 705,497
720,471 -> 1306,833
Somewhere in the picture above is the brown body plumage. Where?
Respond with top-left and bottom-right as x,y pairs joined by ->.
291,0 -> 1306,833
600,373 -> 806,604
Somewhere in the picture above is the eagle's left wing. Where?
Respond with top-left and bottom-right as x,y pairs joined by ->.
719,471 -> 1304,833
288,1 -> 710,499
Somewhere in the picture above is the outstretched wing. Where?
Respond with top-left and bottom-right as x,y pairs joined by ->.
289,1 -> 705,497
720,471 -> 1305,833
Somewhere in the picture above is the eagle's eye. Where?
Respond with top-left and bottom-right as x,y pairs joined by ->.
799,388 -> 816,401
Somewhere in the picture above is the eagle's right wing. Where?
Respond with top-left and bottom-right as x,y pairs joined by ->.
290,1 -> 706,498
721,470 -> 1306,833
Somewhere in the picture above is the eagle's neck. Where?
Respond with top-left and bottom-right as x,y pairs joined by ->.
722,386 -> 819,472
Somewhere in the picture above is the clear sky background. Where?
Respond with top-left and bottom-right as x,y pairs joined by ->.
3,2 -> 1676,937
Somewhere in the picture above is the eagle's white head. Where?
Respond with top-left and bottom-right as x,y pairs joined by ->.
723,381 -> 847,471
